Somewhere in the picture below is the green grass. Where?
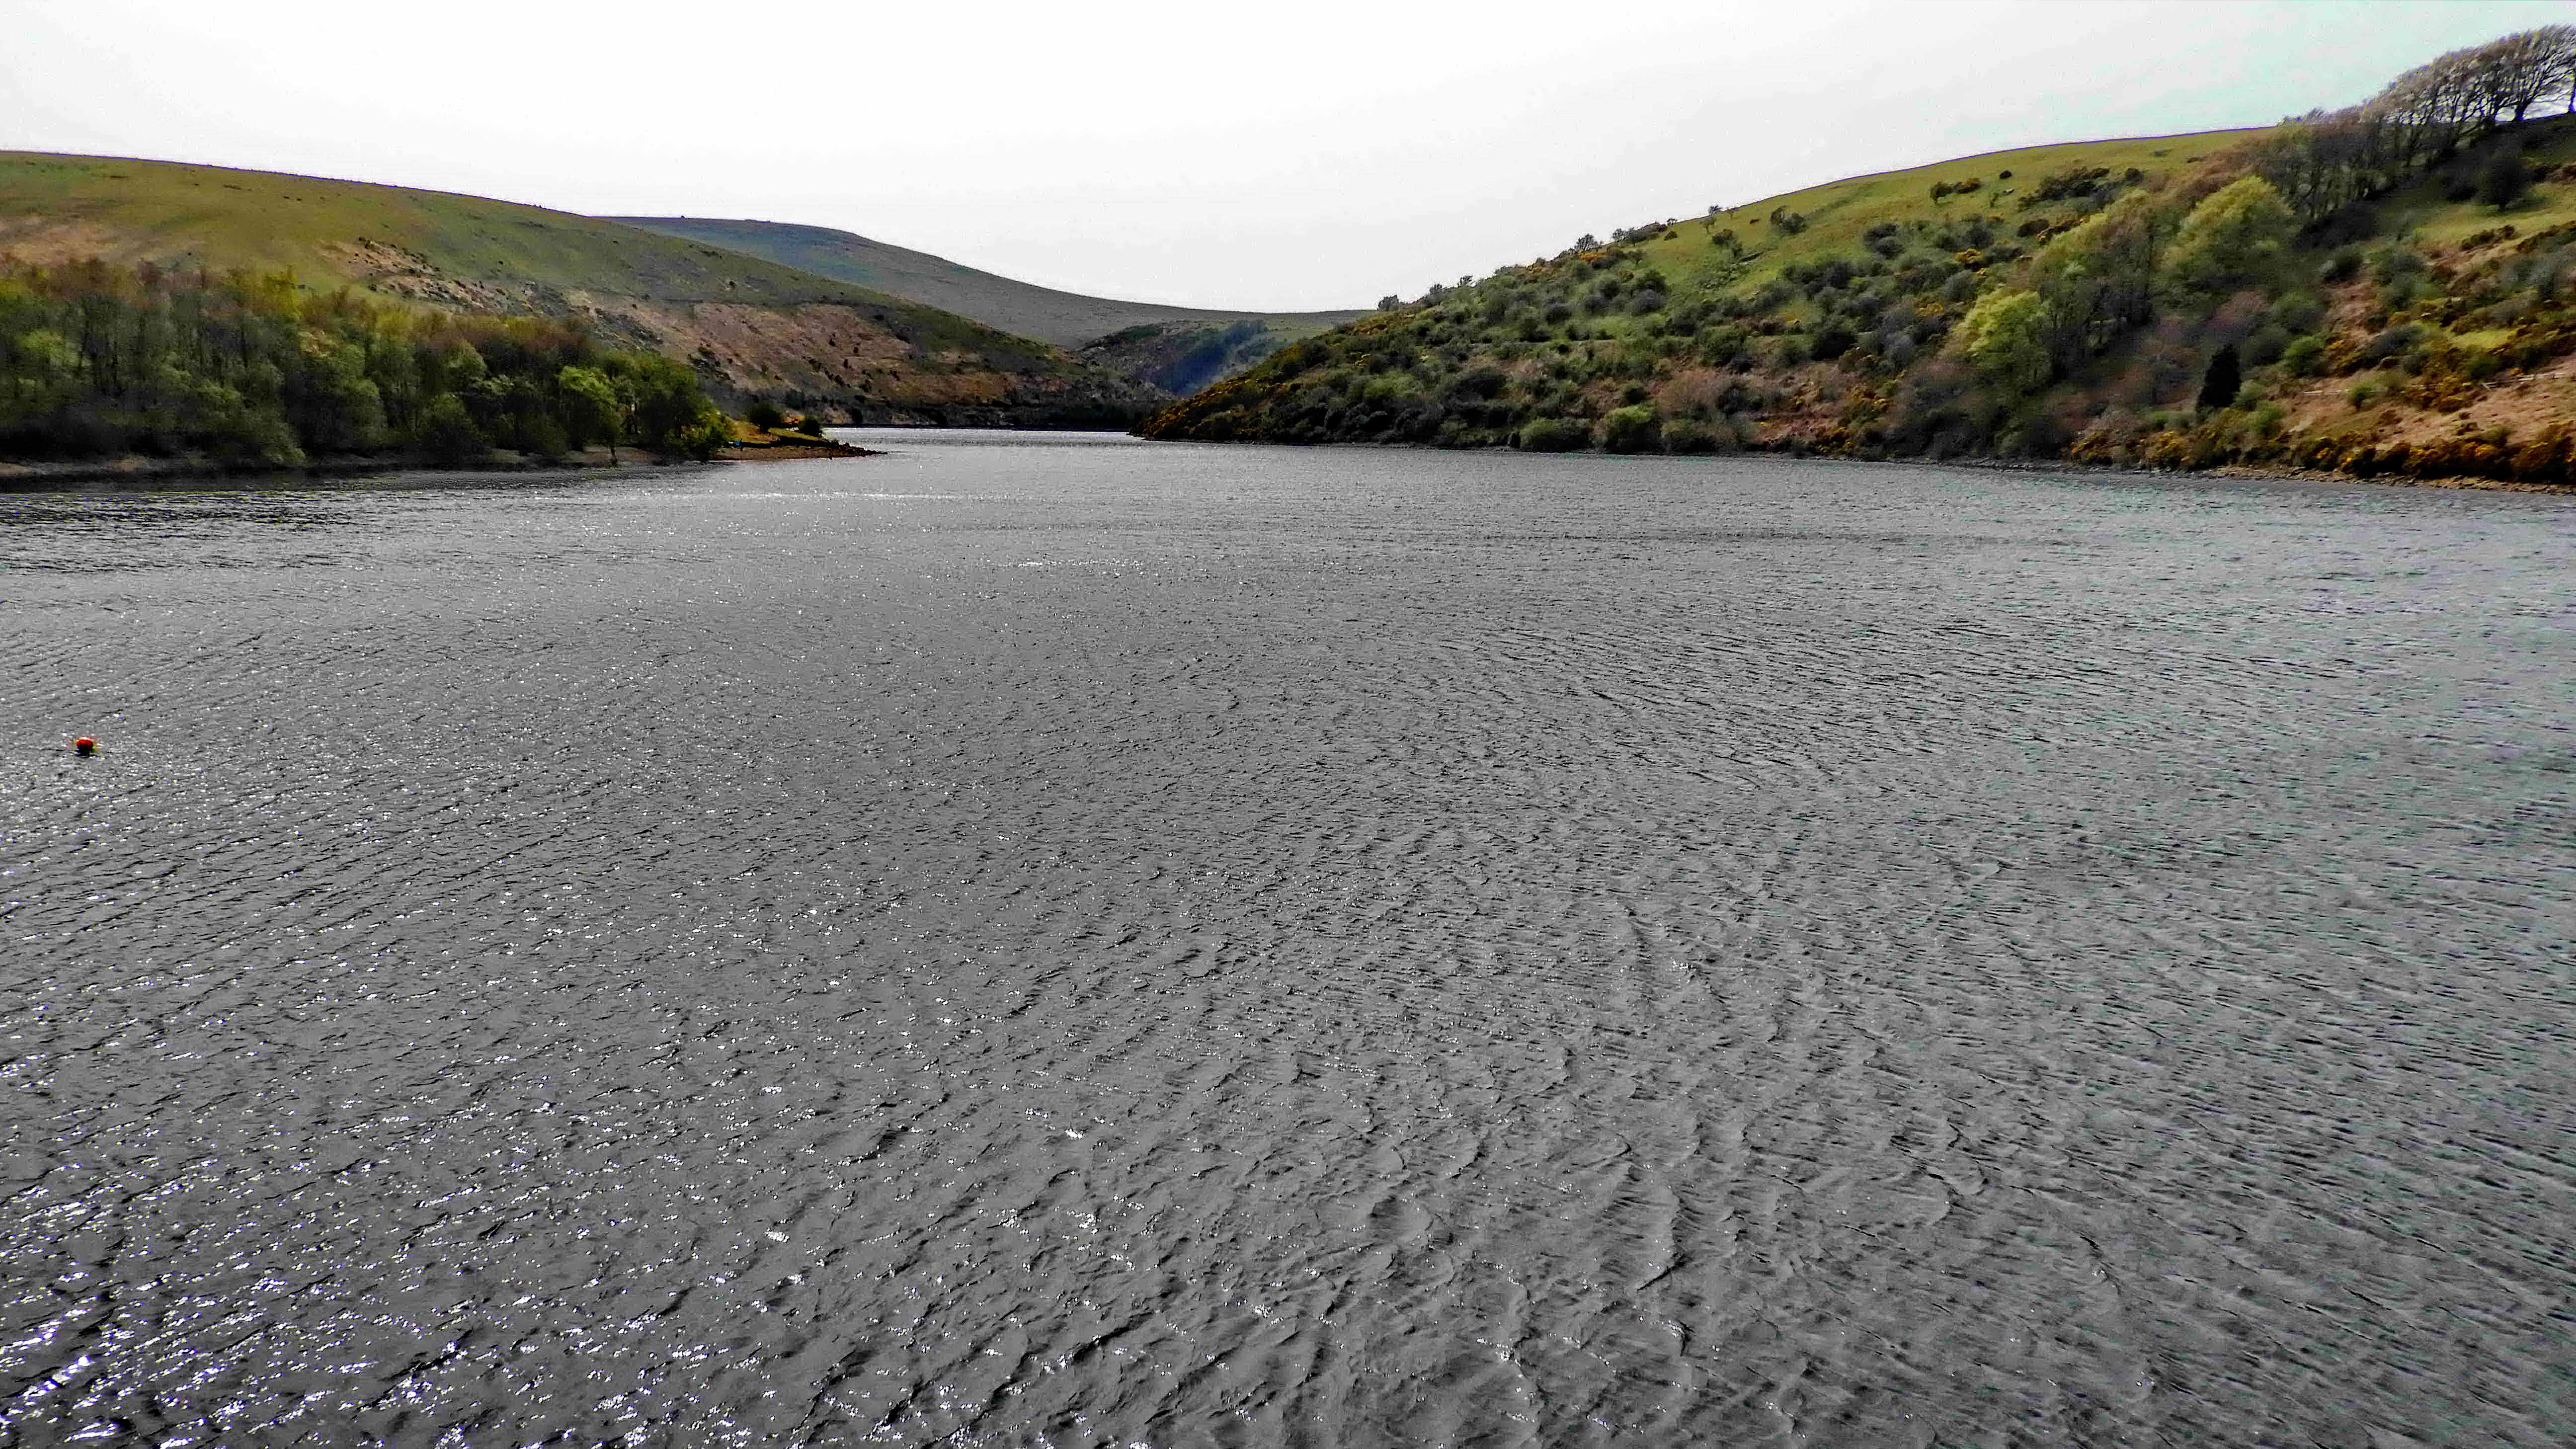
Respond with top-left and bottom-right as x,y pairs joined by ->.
611,217 -> 1366,350
1626,129 -> 2265,298
2382,121 -> 2576,245
0,151 -> 1079,369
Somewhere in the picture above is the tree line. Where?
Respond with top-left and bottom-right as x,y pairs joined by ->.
0,260 -> 729,467
2236,24 -> 2576,227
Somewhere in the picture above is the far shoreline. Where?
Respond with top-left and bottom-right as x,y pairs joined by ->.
1125,433 -> 2576,497
0,438 -> 883,489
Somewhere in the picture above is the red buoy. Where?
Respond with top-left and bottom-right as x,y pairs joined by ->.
72,737 -> 96,757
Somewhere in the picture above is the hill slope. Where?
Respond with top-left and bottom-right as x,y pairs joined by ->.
0,153 -> 1159,425
1141,34 -> 2576,489
608,216 -> 1366,391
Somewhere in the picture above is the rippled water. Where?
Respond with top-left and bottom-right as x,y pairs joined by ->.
4,434 -> 2574,1447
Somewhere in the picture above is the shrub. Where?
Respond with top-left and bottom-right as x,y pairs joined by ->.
2480,146 -> 2533,209
1516,417 -> 1588,452
1661,418 -> 1719,454
2356,322 -> 2427,367
745,399 -> 787,429
2280,334 -> 2329,376
1596,405 -> 1662,454
2274,292 -> 2329,334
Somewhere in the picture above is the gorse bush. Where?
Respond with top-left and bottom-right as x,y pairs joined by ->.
0,260 -> 728,464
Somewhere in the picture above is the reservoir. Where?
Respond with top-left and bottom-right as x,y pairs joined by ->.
4,433 -> 2573,1446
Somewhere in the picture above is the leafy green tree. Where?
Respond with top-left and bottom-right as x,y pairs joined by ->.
557,365 -> 624,455
609,353 -> 728,458
0,259 -> 724,467
1956,289 -> 2052,395
415,394 -> 486,465
2164,175 -> 2297,297
2036,190 -> 2162,362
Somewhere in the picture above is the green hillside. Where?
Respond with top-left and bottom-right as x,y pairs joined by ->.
1144,28 -> 2576,488
609,216 -> 1364,392
0,153 -> 1158,426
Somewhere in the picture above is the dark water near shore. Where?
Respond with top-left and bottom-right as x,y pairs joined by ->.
4,433 -> 2574,1447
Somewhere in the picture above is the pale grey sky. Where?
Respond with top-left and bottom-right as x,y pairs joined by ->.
7,0 -> 2571,310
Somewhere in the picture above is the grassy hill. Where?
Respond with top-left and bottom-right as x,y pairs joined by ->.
0,153 -> 1160,426
1142,45 -> 2576,489
607,216 -> 1365,391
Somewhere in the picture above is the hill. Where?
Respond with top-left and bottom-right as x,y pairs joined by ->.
0,153 -> 1159,426
606,216 -> 1365,392
1143,27 -> 2576,489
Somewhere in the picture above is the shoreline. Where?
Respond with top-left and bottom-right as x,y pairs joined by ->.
1133,434 -> 2576,497
0,438 -> 882,489
1860,450 -> 2576,496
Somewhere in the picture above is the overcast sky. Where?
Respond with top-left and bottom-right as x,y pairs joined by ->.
8,1 -> 2571,310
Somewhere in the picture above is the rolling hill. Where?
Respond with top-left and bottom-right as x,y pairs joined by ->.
0,152 -> 1160,426
606,216 -> 1366,393
1142,26 -> 2576,489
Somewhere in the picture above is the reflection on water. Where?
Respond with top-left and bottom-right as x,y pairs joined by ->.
4,436 -> 2574,1447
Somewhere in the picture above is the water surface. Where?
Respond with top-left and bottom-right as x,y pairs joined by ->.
4,435 -> 2574,1446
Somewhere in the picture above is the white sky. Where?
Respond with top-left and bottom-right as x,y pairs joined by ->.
7,0 -> 2571,311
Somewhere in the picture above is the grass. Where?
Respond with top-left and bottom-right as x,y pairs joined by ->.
1622,129 -> 2264,298
2382,120 -> 2576,246
0,151 -> 1079,369
612,217 -> 1366,351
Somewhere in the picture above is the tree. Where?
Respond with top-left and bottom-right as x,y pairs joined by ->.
415,394 -> 486,465
2480,144 -> 2533,207
2036,190 -> 2162,364
2196,344 -> 2243,410
558,365 -> 624,457
2163,175 -> 2297,297
1956,289 -> 2052,395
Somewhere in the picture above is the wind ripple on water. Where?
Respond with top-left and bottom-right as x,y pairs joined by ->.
2,446 -> 2573,1446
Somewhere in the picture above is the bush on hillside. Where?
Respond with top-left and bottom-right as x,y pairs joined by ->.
1597,405 -> 1661,453
1516,417 -> 1588,452
1661,417 -> 1721,453
2481,146 -> 2534,209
